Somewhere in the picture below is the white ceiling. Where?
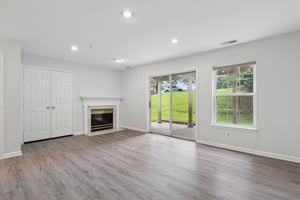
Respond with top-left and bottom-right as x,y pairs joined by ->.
1,0 -> 300,69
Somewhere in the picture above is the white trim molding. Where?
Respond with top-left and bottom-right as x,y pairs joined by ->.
211,62 -> 257,130
73,131 -> 84,136
211,123 -> 258,132
1,151 -> 23,160
121,126 -> 147,133
0,52 -> 4,157
80,97 -> 123,101
23,64 -> 73,73
197,140 -> 300,163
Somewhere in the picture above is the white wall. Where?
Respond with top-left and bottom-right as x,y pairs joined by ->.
120,31 -> 300,162
22,55 -> 123,135
0,38 -> 22,157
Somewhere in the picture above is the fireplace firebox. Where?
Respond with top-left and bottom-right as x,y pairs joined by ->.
91,108 -> 113,132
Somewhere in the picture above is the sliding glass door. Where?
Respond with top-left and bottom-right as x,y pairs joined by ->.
150,71 -> 196,140
150,75 -> 171,135
171,72 -> 196,140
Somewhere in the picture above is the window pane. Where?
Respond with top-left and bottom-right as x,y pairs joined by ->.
216,96 -> 233,124
171,72 -> 196,124
216,96 -> 253,126
238,96 -> 253,126
239,65 -> 253,93
216,67 -> 234,94
216,64 -> 254,94
150,76 -> 170,122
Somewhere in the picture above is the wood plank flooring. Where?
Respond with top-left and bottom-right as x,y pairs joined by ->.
0,130 -> 299,200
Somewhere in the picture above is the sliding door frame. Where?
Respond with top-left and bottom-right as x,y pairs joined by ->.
146,67 -> 199,141
148,74 -> 172,136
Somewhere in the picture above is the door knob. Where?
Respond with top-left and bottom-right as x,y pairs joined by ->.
52,106 -> 55,109
46,106 -> 50,109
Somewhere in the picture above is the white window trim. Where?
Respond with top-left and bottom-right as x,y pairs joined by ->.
211,62 -> 257,131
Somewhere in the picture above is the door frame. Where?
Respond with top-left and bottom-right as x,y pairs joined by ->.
0,52 -> 4,156
146,67 -> 199,141
22,65 -> 74,143
148,74 -> 172,136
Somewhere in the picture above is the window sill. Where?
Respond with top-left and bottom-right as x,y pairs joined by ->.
211,123 -> 258,132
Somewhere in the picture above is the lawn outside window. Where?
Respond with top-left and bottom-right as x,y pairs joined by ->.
212,62 -> 257,130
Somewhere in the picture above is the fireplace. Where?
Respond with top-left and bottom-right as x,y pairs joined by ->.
91,108 -> 114,132
81,97 -> 123,136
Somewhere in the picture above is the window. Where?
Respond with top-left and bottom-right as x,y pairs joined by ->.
212,62 -> 256,129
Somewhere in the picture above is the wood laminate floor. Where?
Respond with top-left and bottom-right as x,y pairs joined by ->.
0,130 -> 299,200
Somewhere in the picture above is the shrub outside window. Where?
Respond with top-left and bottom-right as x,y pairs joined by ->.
212,62 -> 256,129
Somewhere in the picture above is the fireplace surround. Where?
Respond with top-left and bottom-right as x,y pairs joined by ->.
80,97 -> 123,136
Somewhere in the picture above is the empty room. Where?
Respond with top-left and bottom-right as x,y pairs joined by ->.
0,0 -> 300,200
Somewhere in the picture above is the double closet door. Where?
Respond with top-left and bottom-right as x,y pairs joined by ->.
24,66 -> 73,142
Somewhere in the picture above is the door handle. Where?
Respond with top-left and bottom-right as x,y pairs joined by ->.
47,106 -> 50,109
52,106 -> 55,109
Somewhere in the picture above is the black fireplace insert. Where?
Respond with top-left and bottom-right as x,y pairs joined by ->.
91,108 -> 113,132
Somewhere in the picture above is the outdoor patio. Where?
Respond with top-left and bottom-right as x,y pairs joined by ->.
151,122 -> 196,141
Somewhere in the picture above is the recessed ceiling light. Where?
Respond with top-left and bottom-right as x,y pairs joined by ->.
70,45 -> 78,51
171,38 -> 178,44
121,10 -> 133,19
114,58 -> 125,63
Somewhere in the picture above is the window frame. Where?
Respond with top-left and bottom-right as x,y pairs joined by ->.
212,62 -> 257,130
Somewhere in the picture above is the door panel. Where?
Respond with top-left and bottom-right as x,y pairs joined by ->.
150,75 -> 170,135
51,71 -> 73,137
171,72 -> 196,140
24,68 -> 51,142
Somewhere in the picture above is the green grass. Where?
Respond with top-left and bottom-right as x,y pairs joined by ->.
216,112 -> 253,125
216,88 -> 253,125
151,91 -> 196,123
151,89 -> 253,126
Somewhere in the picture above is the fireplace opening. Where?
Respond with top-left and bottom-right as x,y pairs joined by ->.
91,108 -> 113,132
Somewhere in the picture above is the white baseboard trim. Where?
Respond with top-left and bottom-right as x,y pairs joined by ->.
1,151 -> 23,160
73,131 -> 84,136
120,126 -> 147,133
197,140 -> 300,163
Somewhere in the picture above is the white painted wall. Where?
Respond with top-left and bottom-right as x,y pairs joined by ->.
22,55 -> 123,135
0,38 -> 22,157
120,31 -> 300,162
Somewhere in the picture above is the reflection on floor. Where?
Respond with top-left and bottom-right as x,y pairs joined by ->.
151,122 -> 196,140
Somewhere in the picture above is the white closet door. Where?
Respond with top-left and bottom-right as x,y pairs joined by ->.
24,68 -> 51,142
51,71 -> 73,137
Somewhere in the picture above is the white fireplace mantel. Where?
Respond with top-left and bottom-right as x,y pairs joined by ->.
80,97 -> 123,135
80,96 -> 123,103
